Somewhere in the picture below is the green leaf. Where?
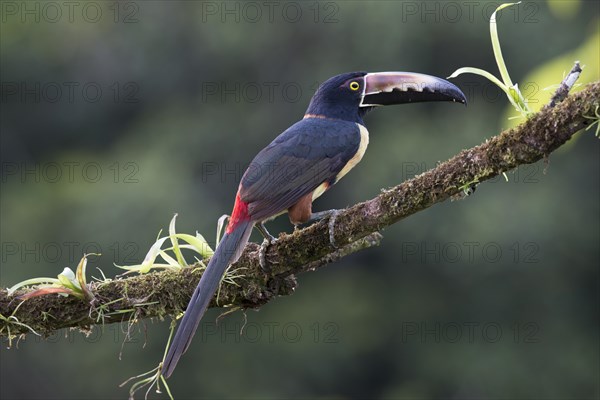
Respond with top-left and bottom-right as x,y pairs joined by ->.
448,67 -> 510,94
448,2 -> 531,117
173,233 -> 214,258
58,267 -> 81,291
138,236 -> 170,273
491,2 -> 520,88
158,250 -> 181,268
169,214 -> 187,267
19,286 -> 76,300
216,214 -> 229,245
75,254 -> 98,301
7,277 -> 60,296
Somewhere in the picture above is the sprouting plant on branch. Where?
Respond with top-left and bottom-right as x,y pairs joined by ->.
448,2 -> 532,117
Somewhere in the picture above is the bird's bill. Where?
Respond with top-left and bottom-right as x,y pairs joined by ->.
360,72 -> 466,107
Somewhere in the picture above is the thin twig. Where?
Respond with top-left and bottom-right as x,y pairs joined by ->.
549,61 -> 582,107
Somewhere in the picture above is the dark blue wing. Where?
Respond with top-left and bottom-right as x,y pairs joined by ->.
239,118 -> 361,221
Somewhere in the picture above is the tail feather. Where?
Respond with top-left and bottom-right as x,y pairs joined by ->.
162,219 -> 253,378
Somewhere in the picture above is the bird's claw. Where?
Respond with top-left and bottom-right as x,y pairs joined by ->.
327,210 -> 340,249
259,237 -> 277,273
307,209 -> 341,248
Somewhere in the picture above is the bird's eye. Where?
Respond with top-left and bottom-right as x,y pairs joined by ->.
349,81 -> 360,91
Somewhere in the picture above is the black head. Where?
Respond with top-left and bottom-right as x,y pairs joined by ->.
305,71 -> 368,123
305,71 -> 466,124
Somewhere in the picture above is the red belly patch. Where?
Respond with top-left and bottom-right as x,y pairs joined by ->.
226,193 -> 250,233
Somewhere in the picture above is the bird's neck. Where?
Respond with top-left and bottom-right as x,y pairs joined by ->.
305,101 -> 366,125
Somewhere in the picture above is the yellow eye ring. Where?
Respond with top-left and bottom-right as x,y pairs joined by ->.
349,81 -> 360,91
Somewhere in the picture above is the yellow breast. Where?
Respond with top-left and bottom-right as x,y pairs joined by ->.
312,123 -> 369,201
335,123 -> 369,183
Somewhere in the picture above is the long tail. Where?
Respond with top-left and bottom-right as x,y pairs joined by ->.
162,219 -> 253,378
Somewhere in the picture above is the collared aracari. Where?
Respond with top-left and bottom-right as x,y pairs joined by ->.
162,71 -> 466,377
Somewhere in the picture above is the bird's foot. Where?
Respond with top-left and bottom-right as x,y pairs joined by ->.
259,237 -> 278,273
307,209 -> 340,248
256,222 -> 276,273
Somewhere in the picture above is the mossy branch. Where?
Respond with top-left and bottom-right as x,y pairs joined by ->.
1,80 -> 598,339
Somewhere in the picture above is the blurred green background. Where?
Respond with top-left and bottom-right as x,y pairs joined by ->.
1,1 -> 598,399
